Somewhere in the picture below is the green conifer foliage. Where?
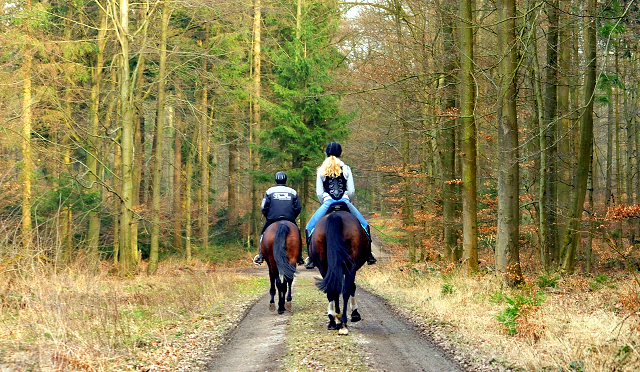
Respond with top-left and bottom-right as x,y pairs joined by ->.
260,0 -> 353,188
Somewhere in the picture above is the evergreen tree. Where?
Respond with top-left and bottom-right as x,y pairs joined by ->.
261,0 -> 352,221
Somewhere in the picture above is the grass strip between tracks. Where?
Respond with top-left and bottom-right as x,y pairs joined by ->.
282,276 -> 369,372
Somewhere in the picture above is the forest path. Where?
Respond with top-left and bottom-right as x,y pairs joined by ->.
206,243 -> 467,372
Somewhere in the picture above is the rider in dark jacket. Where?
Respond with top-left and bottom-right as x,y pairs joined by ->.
304,142 -> 376,268
253,171 -> 304,265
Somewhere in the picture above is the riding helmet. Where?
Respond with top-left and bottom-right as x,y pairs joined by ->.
275,171 -> 287,184
325,142 -> 342,157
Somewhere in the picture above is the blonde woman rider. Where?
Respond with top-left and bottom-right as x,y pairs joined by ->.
304,142 -> 376,269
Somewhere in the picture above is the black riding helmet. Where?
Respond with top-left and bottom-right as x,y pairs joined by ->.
275,171 -> 287,184
325,142 -> 342,157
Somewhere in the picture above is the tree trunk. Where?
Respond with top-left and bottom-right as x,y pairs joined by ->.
404,117 -> 416,262
606,92 -> 614,206
86,11 -> 108,271
496,0 -> 522,285
440,4 -> 459,262
250,0 -> 262,246
615,47 -> 621,207
556,0 -> 572,265
21,55 -> 33,249
531,16 -> 549,270
173,91 -> 184,251
586,147 -> 594,273
544,0 -> 559,266
148,1 -> 170,275
116,0 -> 134,275
185,129 -> 197,262
200,63 -> 210,250
228,122 -> 238,232
459,0 -> 478,274
624,59 -> 636,244
561,0 -> 596,274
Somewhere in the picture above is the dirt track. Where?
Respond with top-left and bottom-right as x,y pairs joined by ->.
205,261 -> 471,372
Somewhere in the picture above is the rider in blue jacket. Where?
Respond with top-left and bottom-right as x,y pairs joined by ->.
253,171 -> 304,265
304,142 -> 376,268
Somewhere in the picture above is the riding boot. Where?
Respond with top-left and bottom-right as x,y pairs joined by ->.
253,251 -> 264,265
297,250 -> 304,265
304,229 -> 315,269
365,225 -> 377,265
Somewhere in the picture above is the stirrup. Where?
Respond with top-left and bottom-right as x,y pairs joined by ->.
304,257 -> 315,269
253,254 -> 263,265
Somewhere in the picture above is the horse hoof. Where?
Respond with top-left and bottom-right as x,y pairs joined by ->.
328,315 -> 338,330
278,308 -> 285,314
338,327 -> 349,335
285,301 -> 292,311
269,303 -> 276,312
351,310 -> 361,323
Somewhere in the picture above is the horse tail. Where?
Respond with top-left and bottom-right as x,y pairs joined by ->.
317,214 -> 354,297
274,223 -> 296,281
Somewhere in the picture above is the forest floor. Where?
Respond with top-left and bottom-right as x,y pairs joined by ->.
0,215 -> 639,371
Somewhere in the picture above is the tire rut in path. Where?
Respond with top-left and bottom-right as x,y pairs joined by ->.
351,287 -> 463,372
206,292 -> 289,372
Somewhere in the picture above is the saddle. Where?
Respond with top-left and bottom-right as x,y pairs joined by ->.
327,201 -> 350,214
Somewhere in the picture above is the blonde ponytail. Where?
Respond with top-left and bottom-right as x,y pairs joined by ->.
318,156 -> 342,178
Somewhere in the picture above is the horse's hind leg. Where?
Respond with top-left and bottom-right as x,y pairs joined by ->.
349,283 -> 361,322
284,278 -> 292,311
327,294 -> 339,330
268,271 -> 276,312
337,274 -> 355,335
277,278 -> 287,314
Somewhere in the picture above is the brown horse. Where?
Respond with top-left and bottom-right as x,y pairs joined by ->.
260,220 -> 302,314
308,202 -> 370,335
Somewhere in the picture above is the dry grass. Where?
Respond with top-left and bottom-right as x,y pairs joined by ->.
357,261 -> 640,372
282,277 -> 369,372
0,258 -> 264,371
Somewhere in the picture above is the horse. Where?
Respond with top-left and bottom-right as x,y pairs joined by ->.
260,220 -> 302,314
308,202 -> 371,335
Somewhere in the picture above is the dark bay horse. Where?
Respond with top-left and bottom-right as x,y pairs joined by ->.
260,220 -> 302,314
308,203 -> 371,335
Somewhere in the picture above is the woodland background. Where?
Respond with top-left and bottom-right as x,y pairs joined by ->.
1,0 -> 640,282
2,0 -> 640,370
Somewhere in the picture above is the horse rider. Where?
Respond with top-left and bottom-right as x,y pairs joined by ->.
253,171 -> 305,265
304,142 -> 376,269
